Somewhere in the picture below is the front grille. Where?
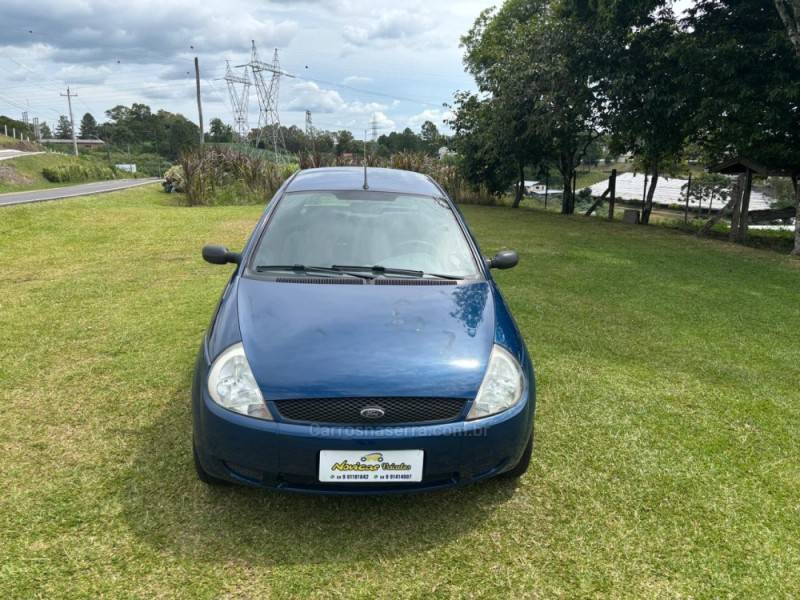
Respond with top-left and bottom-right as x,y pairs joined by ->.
273,397 -> 467,425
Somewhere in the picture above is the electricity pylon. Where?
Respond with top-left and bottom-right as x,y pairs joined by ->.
370,113 -> 379,142
238,41 -> 294,161
304,110 -> 317,166
223,60 -> 251,142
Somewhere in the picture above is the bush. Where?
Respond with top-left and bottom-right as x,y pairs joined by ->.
175,146 -> 299,206
573,187 -> 594,211
42,163 -> 118,183
390,151 -> 496,205
163,165 -> 185,193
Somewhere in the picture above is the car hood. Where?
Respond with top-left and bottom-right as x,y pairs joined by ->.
237,278 -> 495,400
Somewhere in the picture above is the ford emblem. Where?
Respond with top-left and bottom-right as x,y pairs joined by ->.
360,406 -> 385,419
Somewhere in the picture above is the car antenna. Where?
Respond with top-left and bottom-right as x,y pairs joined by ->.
362,129 -> 369,190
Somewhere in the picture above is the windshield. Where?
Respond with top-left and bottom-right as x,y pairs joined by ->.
252,190 -> 480,278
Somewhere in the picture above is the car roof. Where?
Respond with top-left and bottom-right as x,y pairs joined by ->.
286,167 -> 442,197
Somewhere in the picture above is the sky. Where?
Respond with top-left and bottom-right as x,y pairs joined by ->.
0,0 -> 501,137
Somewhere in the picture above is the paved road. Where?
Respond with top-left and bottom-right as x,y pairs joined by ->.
0,178 -> 162,207
0,149 -> 45,161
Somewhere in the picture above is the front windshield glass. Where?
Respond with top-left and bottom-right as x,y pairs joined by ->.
252,190 -> 480,278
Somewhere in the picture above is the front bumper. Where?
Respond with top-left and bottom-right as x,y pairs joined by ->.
192,353 -> 535,495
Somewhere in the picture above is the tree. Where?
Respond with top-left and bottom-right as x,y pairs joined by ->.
98,102 -> 199,159
208,118 -> 234,143
461,0 -> 601,213
449,92 -> 518,197
55,115 -> 72,140
683,173 -> 732,216
334,130 -> 356,155
0,116 -> 34,139
39,121 -> 52,139
153,109 -> 200,159
600,7 -> 693,224
686,0 -> 800,253
377,128 -> 424,154
774,0 -> 800,56
420,120 -> 442,153
281,124 -> 306,154
772,0 -> 800,254
79,113 -> 98,139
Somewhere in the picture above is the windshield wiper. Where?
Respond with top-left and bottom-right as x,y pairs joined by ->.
255,264 -> 374,280
331,265 -> 462,280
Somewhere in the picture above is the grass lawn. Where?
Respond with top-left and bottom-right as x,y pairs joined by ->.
2,185 -> 799,598
0,134 -> 44,151
0,150 -> 124,194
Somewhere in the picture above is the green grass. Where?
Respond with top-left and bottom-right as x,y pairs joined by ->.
1,185 -> 799,598
0,134 -> 31,149
0,151 -> 125,194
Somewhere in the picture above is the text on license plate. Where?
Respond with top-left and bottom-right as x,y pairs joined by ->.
318,450 -> 424,483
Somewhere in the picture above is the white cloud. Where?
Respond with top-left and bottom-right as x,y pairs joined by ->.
55,64 -> 112,84
343,75 -> 373,85
0,0 -> 494,137
372,111 -> 395,132
286,81 -> 345,113
1,0 -> 297,64
407,108 -> 455,131
341,8 -> 435,47
344,101 -> 389,114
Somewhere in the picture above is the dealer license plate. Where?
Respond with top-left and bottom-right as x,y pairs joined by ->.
318,450 -> 424,483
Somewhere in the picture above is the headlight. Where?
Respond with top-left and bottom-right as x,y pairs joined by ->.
467,344 -> 524,420
207,342 -> 272,420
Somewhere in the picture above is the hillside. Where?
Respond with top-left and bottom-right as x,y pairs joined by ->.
0,133 -> 42,152
0,145 -> 123,194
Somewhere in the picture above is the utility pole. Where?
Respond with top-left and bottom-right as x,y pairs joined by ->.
194,57 -> 204,144
60,86 -> 79,156
362,130 -> 369,190
684,172 -> 692,224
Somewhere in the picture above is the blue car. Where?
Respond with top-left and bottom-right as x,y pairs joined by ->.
192,167 -> 536,493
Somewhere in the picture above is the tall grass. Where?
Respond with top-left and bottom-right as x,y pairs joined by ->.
177,146 -> 298,206
295,150 -> 496,204
177,146 -> 495,206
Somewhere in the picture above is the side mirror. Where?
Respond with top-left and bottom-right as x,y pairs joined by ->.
202,244 -> 241,265
488,250 -> 518,270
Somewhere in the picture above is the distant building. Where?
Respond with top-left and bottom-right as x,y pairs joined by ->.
524,180 -> 563,196
42,138 -> 106,149
617,152 -> 634,163
438,146 -> 454,160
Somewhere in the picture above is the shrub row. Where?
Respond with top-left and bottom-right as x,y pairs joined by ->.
171,147 -> 500,207
42,164 -> 119,183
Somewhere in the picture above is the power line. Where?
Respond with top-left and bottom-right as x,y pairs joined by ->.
293,74 -> 441,108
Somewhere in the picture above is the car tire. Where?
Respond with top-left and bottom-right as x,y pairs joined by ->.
193,445 -> 230,486
501,432 -> 533,479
